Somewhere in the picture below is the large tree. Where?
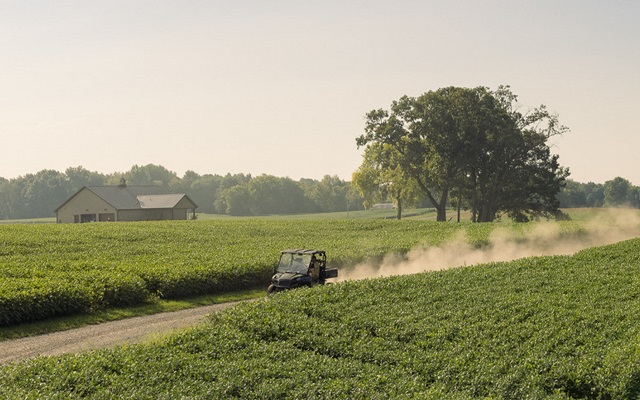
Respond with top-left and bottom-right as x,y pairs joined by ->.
357,86 -> 569,222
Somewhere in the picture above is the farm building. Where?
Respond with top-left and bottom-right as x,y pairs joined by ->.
55,179 -> 197,223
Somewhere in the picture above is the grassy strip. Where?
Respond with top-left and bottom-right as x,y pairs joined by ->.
0,287 -> 265,341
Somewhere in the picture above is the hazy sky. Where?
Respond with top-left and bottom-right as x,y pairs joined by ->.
1,1 -> 638,184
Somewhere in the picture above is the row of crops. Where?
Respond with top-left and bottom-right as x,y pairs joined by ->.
2,237 -> 640,397
0,219 -> 508,326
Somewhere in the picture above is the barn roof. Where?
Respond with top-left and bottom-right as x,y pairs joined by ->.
85,185 -> 164,210
137,194 -> 190,209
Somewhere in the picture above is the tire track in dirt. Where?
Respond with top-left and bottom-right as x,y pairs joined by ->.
0,301 -> 243,365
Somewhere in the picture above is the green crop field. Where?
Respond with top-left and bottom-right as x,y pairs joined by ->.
2,237 -> 640,398
1,209 -> 637,327
0,218 -> 499,326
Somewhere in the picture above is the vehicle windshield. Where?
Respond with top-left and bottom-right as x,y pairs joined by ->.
276,253 -> 312,274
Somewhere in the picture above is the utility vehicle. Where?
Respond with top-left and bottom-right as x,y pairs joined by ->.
267,249 -> 338,294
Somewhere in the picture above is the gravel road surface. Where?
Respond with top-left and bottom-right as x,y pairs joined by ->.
0,301 -> 242,365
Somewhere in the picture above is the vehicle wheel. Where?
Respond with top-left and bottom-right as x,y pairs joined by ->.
267,284 -> 276,294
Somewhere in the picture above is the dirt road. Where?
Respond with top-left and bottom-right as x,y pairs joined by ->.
0,301 -> 242,365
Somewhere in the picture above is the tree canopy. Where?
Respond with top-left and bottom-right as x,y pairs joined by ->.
356,86 -> 570,222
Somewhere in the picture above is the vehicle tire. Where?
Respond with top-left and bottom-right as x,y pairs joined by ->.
267,284 -> 276,294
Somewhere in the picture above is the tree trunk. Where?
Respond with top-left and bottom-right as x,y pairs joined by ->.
457,192 -> 461,223
413,175 -> 448,222
471,184 -> 477,222
396,196 -> 402,220
435,207 -> 446,222
436,187 -> 449,222
477,199 -> 497,222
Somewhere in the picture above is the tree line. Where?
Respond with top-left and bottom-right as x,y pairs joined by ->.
557,177 -> 640,208
0,163 -> 636,221
0,164 -> 365,219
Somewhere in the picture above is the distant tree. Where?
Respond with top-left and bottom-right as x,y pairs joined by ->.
346,184 -> 365,213
0,178 -> 10,219
171,171 -> 222,214
557,179 -> 588,208
22,170 -> 72,218
304,175 -> 351,213
195,174 -> 223,214
297,178 -> 322,213
221,185 -> 252,216
169,170 -> 197,194
247,175 -> 282,215
559,181 -> 604,208
214,173 -> 252,213
65,166 -> 106,191
628,186 -> 640,208
604,177 -> 632,206
584,182 -> 605,207
247,175 -> 310,215
297,177 -> 363,214
278,178 -> 312,214
125,164 -> 178,187
0,178 -> 26,219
